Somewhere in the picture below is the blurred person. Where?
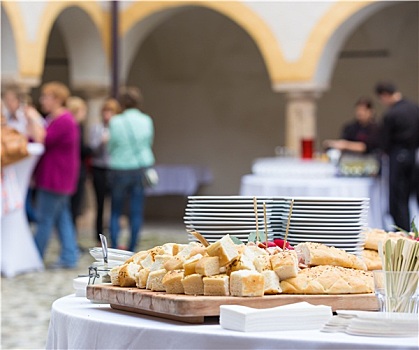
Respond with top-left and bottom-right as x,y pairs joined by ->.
108,87 -> 155,252
323,97 -> 380,154
33,81 -> 80,269
66,96 -> 93,233
375,81 -> 419,231
2,89 -> 45,222
88,98 -> 120,245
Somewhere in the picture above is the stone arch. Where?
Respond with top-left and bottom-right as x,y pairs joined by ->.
119,1 -> 286,88
276,1 -> 395,91
1,3 -> 19,86
1,1 -> 108,89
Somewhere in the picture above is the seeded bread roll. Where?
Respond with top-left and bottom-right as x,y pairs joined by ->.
164,256 -> 185,271
270,250 -> 299,280
162,269 -> 185,294
280,265 -> 374,294
118,262 -> 140,287
361,249 -> 382,271
206,235 -> 239,266
253,255 -> 272,273
203,274 -> 230,296
230,270 -> 265,297
295,242 -> 367,271
195,256 -> 220,276
364,229 -> 405,251
182,274 -> 204,295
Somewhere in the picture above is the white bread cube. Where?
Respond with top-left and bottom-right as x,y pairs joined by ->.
109,265 -> 122,286
182,274 -> 204,295
270,250 -> 299,280
146,269 -> 167,291
140,252 -> 155,270
253,255 -> 272,272
203,274 -> 230,296
183,253 -> 203,276
242,245 -> 269,261
195,256 -> 220,276
227,254 -> 255,275
161,243 -> 176,255
230,270 -> 265,297
261,270 -> 282,294
129,250 -> 148,265
206,235 -> 239,266
118,262 -> 140,287
162,270 -> 185,294
136,268 -> 150,289
150,254 -> 172,271
164,256 -> 185,271
177,242 -> 204,260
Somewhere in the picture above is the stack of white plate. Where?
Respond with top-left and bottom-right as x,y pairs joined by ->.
270,197 -> 369,254
184,196 -> 275,243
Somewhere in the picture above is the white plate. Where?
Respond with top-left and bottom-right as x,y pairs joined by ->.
187,229 -> 272,235
186,208 -> 274,213
283,236 -> 364,243
187,203 -> 275,208
270,216 -> 365,223
184,211 -> 272,217
184,216 -> 269,222
89,247 -> 134,262
274,204 -> 369,210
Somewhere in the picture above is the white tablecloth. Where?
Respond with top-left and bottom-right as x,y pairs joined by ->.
1,143 -> 45,277
46,295 -> 418,350
240,157 -> 393,229
145,164 -> 213,196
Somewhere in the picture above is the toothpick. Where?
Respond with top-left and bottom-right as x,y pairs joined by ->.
253,197 -> 259,242
263,202 -> 268,247
283,199 -> 294,250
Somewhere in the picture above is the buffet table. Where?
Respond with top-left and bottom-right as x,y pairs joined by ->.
240,157 -> 391,229
46,295 -> 417,350
1,143 -> 45,277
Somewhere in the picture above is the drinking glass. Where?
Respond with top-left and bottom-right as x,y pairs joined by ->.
373,270 -> 419,313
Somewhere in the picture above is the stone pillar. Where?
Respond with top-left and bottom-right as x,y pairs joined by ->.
284,90 -> 321,157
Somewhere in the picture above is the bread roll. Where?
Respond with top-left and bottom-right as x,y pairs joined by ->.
203,274 -> 230,296
230,270 -> 264,297
195,256 -> 220,276
296,242 -> 367,270
270,250 -> 299,280
206,235 -> 239,266
182,274 -> 204,295
118,262 -> 141,287
162,269 -> 185,294
280,265 -> 374,294
361,249 -> 382,271
364,229 -> 406,250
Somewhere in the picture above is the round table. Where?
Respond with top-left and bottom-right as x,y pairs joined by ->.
46,295 -> 418,350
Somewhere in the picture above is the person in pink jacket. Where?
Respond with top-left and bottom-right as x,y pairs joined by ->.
33,82 -> 80,269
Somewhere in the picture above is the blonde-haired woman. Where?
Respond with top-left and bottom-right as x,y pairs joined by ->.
66,96 -> 92,233
88,98 -> 121,245
33,81 -> 80,269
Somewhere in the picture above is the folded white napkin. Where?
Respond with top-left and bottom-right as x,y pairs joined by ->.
220,302 -> 332,332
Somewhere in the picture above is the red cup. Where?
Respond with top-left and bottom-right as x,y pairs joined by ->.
301,138 -> 314,159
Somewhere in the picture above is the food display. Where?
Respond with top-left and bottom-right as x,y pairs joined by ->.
109,234 -> 373,297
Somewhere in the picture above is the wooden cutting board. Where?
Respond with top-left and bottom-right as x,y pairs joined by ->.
86,284 -> 379,324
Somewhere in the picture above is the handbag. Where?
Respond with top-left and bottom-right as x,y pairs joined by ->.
1,125 -> 29,167
122,119 -> 159,188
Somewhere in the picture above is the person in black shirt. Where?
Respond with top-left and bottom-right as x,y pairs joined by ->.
323,97 -> 380,154
375,82 -> 419,231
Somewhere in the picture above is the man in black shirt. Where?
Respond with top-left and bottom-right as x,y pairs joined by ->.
375,82 -> 419,231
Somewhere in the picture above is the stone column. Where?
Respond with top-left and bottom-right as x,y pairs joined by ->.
284,90 -> 321,157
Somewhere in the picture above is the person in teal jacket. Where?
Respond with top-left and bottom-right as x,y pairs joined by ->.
108,86 -> 155,251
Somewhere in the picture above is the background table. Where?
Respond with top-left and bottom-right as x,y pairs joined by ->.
1,143 -> 45,277
240,157 -> 417,230
46,295 -> 417,350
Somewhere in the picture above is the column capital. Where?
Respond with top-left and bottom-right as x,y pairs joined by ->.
1,76 -> 40,93
72,83 -> 110,99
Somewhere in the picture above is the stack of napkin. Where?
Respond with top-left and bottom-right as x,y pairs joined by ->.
220,302 -> 332,332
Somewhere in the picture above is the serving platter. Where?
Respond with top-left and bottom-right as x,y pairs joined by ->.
86,284 -> 379,324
